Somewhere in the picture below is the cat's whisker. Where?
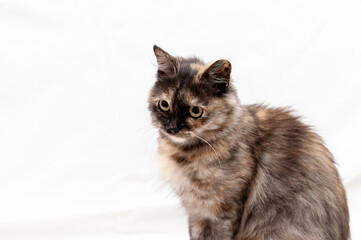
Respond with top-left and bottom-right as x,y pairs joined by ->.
190,132 -> 224,186
136,125 -> 158,133
136,125 -> 158,153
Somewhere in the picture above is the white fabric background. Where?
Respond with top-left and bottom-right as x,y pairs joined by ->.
0,0 -> 360,239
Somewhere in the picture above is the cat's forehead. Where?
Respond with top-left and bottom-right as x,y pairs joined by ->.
150,58 -> 213,105
156,85 -> 207,107
178,58 -> 212,82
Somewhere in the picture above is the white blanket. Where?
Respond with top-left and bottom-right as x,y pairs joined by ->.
0,0 -> 360,239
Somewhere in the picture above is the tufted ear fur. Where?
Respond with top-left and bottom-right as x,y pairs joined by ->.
201,59 -> 232,92
153,45 -> 179,77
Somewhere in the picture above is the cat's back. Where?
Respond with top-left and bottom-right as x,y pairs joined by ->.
238,104 -> 350,240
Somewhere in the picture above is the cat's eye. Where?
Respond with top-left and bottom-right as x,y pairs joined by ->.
189,106 -> 203,118
159,100 -> 170,111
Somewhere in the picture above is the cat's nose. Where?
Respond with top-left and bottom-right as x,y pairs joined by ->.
166,127 -> 179,135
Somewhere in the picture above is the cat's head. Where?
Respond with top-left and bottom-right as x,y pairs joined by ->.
149,45 -> 240,144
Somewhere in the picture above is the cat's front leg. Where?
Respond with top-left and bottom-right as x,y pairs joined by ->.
188,217 -> 234,240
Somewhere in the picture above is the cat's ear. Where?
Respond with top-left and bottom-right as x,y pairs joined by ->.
201,59 -> 232,91
201,59 -> 231,83
153,45 -> 179,77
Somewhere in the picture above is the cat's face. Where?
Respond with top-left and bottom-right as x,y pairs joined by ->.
149,46 -> 239,144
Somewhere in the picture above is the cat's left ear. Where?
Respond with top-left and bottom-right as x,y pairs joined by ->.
201,59 -> 232,89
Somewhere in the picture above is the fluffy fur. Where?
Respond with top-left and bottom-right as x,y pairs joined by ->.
148,45 -> 350,240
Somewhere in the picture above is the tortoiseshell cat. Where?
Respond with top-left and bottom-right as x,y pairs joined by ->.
148,46 -> 350,240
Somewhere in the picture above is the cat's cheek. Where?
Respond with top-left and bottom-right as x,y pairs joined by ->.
151,121 -> 161,128
187,119 -> 208,135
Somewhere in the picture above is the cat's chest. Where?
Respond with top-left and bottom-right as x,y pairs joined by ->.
157,151 -> 220,196
157,152 -> 226,220
157,152 -> 193,194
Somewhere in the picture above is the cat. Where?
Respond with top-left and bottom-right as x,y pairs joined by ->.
148,45 -> 350,240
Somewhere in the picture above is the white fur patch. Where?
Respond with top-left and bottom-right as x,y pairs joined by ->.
157,152 -> 190,195
166,134 -> 189,144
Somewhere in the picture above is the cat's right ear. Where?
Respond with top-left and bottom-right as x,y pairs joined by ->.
153,45 -> 178,77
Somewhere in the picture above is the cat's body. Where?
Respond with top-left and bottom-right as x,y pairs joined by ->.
149,46 -> 350,240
